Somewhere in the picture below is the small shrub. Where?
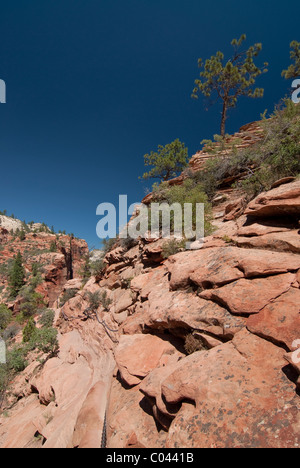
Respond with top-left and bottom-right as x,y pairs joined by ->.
49,241 -> 57,252
0,364 -> 9,394
2,324 -> 21,342
99,291 -> 113,311
59,288 -> 78,306
102,238 -> 117,255
2,323 -> 21,341
119,237 -> 139,251
38,309 -> 55,328
29,328 -> 59,355
222,235 -> 234,244
151,179 -> 214,238
7,346 -> 28,372
184,334 -> 207,355
0,259 -> 13,278
86,290 -> 112,312
79,256 -> 92,283
90,259 -> 105,277
162,239 -> 185,259
18,230 -> 26,241
31,262 -> 43,278
85,291 -> 101,311
0,304 -> 12,331
121,277 -> 134,289
29,273 -> 43,289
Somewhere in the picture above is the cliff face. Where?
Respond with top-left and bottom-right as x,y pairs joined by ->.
0,148 -> 300,448
104,178 -> 300,449
0,230 -> 88,308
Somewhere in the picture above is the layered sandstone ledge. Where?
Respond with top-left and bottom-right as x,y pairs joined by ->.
0,178 -> 299,448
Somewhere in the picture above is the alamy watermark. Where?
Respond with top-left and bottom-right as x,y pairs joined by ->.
291,339 -> 300,365
0,338 -> 6,364
0,79 -> 6,104
291,79 -> 300,104
96,195 -> 205,248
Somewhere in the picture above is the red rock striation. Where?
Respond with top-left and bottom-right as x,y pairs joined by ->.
189,121 -> 264,173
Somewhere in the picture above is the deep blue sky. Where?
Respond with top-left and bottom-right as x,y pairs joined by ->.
0,0 -> 298,248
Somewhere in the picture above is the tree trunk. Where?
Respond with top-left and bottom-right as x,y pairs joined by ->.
60,238 -> 74,281
220,100 -> 228,138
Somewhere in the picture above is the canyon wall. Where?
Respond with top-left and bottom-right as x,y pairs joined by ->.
0,133 -> 300,448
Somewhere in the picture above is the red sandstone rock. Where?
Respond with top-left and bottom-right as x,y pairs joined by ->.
271,177 -> 296,189
104,246 -> 125,265
2,140 -> 300,450
234,230 -> 300,253
166,247 -> 244,290
115,334 -> 178,386
0,395 -> 45,448
245,179 -> 300,218
237,222 -> 290,237
139,352 -> 186,429
167,246 -> 300,290
224,197 -> 245,220
144,288 -> 246,338
124,432 -> 147,449
141,239 -> 166,264
106,375 -> 167,448
72,381 -> 107,448
130,266 -> 169,300
112,288 -> 134,314
200,273 -> 295,315
247,287 -> 300,350
161,330 -> 300,448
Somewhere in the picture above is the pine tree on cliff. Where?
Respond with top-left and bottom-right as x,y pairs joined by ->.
192,34 -> 268,137
282,41 -> 300,79
142,139 -> 189,182
9,251 -> 25,298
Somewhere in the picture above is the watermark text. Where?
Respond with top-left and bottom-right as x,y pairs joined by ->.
0,338 -> 6,364
0,79 -> 6,104
96,195 -> 205,248
292,79 -> 300,104
291,339 -> 300,365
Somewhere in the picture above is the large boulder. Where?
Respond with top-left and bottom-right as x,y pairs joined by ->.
115,334 -> 179,387
144,288 -> 246,339
160,330 -> 300,448
106,374 -> 167,448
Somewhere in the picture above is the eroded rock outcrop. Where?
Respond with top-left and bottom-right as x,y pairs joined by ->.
245,179 -> 300,218
0,176 -> 300,448
105,178 -> 300,448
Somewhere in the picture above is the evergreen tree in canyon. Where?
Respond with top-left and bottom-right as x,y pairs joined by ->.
9,251 -> 25,298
